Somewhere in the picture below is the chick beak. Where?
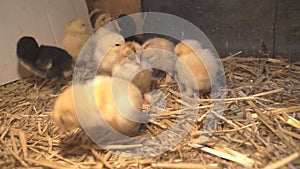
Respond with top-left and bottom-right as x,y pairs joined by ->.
135,51 -> 142,64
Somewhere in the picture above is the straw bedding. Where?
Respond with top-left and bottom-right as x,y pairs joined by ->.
0,55 -> 299,169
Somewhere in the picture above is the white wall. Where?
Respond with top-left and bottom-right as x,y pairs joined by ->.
0,0 -> 92,85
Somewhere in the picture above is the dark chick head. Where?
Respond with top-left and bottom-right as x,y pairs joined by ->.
16,36 -> 40,62
117,14 -> 127,18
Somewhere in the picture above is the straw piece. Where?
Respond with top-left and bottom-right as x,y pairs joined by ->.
191,122 -> 259,137
150,120 -> 168,129
263,153 -> 299,169
9,131 -> 18,156
51,153 -> 78,165
189,144 -> 255,168
26,158 -> 77,169
0,139 -> 28,167
104,144 -> 143,150
221,51 -> 243,60
271,106 -> 300,114
278,114 -> 300,130
0,126 -> 10,140
91,149 -> 113,169
18,130 -> 28,159
214,147 -> 260,165
282,129 -> 300,140
251,88 -> 285,97
0,57 -> 299,168
151,162 -> 221,169
221,57 -> 284,64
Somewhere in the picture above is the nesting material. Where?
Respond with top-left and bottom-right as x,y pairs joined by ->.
0,56 -> 299,168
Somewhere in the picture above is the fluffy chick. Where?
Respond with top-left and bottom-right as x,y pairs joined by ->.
89,9 -> 113,32
142,37 -> 174,51
113,41 -> 152,101
142,37 -> 175,83
94,13 -> 112,32
17,36 -> 74,92
61,19 -> 90,60
174,39 -> 218,96
53,76 -> 144,137
117,41 -> 142,62
94,31 -> 126,75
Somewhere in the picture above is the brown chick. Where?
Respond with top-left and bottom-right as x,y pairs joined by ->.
89,8 -> 113,33
142,37 -> 175,83
95,31 -> 126,75
112,41 -> 152,102
94,13 -> 113,32
61,19 -> 90,60
174,39 -> 218,96
53,76 -> 144,137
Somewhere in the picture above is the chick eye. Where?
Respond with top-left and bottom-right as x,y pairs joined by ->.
81,23 -> 85,26
115,44 -> 121,46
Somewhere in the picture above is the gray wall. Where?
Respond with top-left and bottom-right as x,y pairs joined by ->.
142,0 -> 300,60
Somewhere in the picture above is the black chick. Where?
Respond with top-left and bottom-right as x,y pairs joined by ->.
16,36 -> 74,92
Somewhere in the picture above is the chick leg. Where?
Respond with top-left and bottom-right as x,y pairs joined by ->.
184,85 -> 194,98
143,93 -> 151,104
53,81 -> 62,94
39,79 -> 49,89
45,67 -> 64,93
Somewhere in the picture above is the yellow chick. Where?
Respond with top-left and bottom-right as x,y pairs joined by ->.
142,37 -> 174,51
53,76 -> 144,137
142,37 -> 175,83
112,41 -> 152,102
174,39 -> 218,95
115,41 -> 142,65
61,19 -> 90,61
94,31 -> 126,75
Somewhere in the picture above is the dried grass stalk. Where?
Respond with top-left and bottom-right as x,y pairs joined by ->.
0,56 -> 299,168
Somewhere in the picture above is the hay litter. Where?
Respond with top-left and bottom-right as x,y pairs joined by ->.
0,56 -> 299,169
